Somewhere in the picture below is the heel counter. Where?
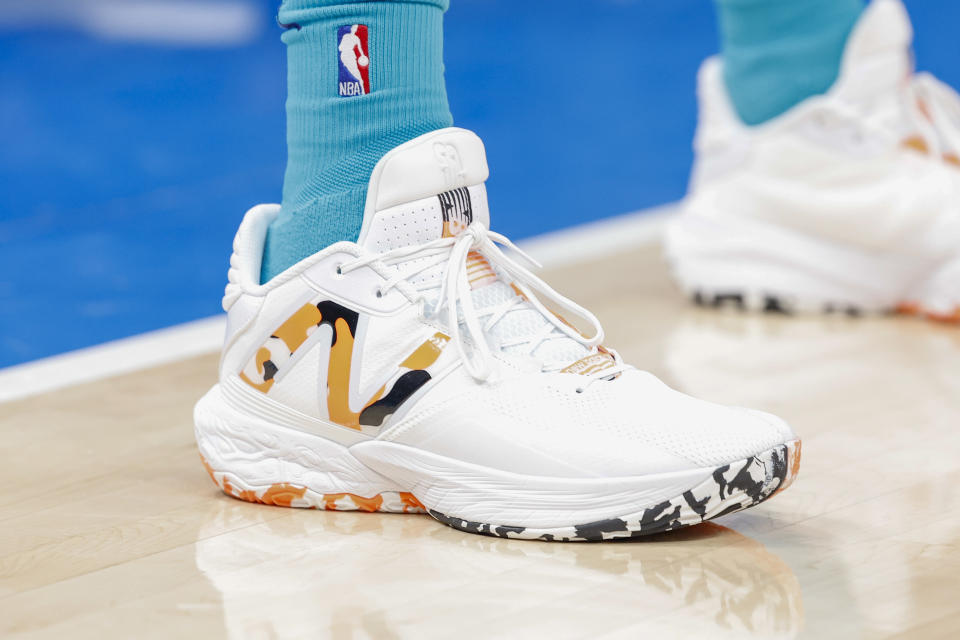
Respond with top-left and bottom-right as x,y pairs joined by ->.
689,57 -> 751,191
218,204 -> 281,378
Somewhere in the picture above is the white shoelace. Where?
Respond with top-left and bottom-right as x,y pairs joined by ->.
806,72 -> 960,159
340,223 -> 630,385
906,72 -> 960,158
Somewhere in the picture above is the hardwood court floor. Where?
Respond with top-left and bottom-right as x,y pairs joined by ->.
2,245 -> 959,639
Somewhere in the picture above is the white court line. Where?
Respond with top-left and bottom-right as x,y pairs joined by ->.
0,205 -> 675,403
0,1 -> 261,47
0,316 -> 227,404
521,203 -> 674,269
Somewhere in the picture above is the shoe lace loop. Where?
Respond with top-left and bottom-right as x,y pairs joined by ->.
341,223 -> 607,382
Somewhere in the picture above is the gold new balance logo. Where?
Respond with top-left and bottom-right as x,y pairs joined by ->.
240,300 -> 449,430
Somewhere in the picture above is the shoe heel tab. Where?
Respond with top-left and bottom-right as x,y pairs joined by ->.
696,57 -> 723,93
224,204 -> 281,311
689,57 -> 751,188
695,57 -> 746,133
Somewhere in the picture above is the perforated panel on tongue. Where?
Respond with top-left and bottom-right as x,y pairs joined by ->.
357,127 -> 592,369
359,127 -> 496,287
359,128 -> 491,252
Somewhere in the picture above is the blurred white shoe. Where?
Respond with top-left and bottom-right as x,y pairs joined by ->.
667,0 -> 960,323
194,127 -> 800,541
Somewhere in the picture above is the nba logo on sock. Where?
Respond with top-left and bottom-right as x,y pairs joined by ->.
337,25 -> 370,97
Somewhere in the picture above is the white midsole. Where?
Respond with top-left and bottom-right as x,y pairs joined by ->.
195,384 -> 715,528
194,385 -> 400,498
666,208 -> 936,311
351,441 -> 712,528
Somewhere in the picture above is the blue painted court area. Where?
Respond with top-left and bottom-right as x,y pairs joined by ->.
1,0 -> 958,367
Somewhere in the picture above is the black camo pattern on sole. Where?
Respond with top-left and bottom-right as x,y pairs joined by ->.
427,441 -> 801,542
692,290 -> 868,317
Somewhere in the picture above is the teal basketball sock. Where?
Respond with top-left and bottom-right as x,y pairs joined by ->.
261,0 -> 453,282
715,0 -> 865,126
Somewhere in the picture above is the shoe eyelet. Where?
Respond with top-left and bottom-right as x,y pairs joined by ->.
375,289 -> 384,298
335,264 -> 343,276
575,387 -> 584,394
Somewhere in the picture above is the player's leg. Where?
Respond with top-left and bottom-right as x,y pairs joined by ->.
261,0 -> 453,282
716,0 -> 864,125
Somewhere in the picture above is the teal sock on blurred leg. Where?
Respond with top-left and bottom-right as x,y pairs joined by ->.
261,0 -> 453,282
715,0 -> 865,126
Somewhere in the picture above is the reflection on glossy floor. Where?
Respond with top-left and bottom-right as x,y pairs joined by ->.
2,244 -> 959,639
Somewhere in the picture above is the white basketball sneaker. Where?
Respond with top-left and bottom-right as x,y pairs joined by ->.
195,127 -> 800,541
667,0 -> 960,322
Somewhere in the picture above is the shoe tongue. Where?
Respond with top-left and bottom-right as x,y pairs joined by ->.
355,127 -> 594,370
359,127 -> 491,253
835,0 -> 913,103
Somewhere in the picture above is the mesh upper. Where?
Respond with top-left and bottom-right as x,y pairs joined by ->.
470,282 -> 590,368
401,369 -> 795,471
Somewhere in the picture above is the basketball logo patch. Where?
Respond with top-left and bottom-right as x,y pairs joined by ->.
438,187 -> 472,238
337,24 -> 370,97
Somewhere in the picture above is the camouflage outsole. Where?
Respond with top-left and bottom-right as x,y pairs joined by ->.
692,290 -> 960,323
426,440 -> 801,542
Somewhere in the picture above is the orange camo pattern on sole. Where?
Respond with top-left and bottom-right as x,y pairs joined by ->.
896,302 -> 960,324
199,454 -> 426,514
